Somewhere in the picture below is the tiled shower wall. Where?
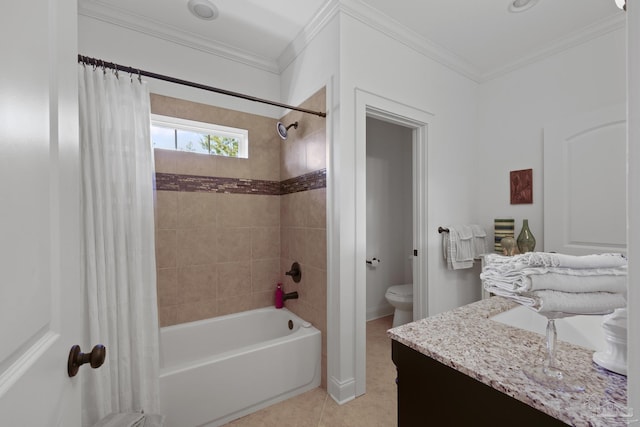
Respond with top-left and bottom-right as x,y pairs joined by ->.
152,94 -> 283,325
152,89 -> 327,386
279,88 -> 327,388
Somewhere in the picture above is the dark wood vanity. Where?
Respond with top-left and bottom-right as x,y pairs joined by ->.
388,297 -> 627,427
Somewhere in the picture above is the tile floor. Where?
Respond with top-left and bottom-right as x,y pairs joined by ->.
225,316 -> 397,427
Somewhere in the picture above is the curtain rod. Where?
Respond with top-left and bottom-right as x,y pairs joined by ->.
78,55 -> 327,118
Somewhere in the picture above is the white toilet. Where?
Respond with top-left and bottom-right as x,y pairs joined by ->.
385,284 -> 413,327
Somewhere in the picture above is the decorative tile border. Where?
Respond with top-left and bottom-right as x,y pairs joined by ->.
155,168 -> 326,195
280,169 -> 326,195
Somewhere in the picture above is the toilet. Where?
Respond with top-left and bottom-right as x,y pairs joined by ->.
385,284 -> 414,327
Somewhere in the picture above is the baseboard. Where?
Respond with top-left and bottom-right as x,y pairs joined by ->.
366,305 -> 394,322
328,376 -> 356,405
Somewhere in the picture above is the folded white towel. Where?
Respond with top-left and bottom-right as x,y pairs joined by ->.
484,252 -> 627,271
484,288 -> 626,315
530,290 -> 627,315
527,272 -> 627,294
481,266 -> 627,293
93,413 -> 145,427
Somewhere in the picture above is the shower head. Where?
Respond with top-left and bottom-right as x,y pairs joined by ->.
276,121 -> 298,140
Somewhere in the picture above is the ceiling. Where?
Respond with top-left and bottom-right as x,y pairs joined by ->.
78,0 -> 625,81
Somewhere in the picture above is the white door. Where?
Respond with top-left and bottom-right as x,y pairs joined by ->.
544,104 -> 626,255
0,0 -> 82,426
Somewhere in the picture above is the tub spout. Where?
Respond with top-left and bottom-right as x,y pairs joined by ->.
284,291 -> 299,301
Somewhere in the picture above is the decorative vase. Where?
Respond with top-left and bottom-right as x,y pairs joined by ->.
517,219 -> 536,253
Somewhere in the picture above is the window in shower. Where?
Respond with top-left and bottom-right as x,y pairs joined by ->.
151,114 -> 249,158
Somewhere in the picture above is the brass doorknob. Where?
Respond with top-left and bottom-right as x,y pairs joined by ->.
67,344 -> 106,377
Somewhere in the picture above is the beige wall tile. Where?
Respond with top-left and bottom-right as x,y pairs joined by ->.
281,136 -> 306,180
153,90 -> 327,329
217,261 -> 251,299
249,145 -> 280,181
305,228 -> 327,270
251,259 -> 281,292
177,264 -> 217,304
252,226 -> 280,260
289,191 -> 308,227
217,295 -> 253,316
217,228 -> 252,262
173,151 -> 217,177
217,156 -> 251,179
307,188 -> 326,229
156,267 -> 178,308
217,194 -> 254,228
154,149 -> 177,174
158,305 -> 178,327
155,229 -> 177,268
253,195 -> 280,227
250,290 -> 274,310
280,194 -> 293,228
305,130 -> 327,173
178,192 -> 217,229
175,299 -> 218,324
176,227 -> 217,267
155,191 -> 178,230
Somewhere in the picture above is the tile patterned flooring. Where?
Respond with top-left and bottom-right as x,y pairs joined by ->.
226,316 -> 397,427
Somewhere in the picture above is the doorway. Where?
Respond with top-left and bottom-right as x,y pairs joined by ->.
353,89 -> 432,397
365,117 -> 413,321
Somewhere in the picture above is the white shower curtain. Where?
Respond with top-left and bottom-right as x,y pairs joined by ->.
78,64 -> 160,426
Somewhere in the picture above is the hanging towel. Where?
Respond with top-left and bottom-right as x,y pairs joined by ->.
443,224 -> 487,270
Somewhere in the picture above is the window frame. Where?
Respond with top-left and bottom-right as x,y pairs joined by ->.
151,114 -> 249,158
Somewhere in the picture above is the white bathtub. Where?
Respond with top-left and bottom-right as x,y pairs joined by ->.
491,305 -> 606,351
159,307 -> 321,427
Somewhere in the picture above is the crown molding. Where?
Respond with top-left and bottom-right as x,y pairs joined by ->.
78,0 -> 627,85
78,0 -> 280,74
279,0 -> 481,82
480,12 -> 626,82
277,0 -> 342,72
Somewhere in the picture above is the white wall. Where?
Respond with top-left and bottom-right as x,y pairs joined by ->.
340,13 -> 481,317
365,117 -> 413,320
476,28 -> 626,253
78,15 -> 283,118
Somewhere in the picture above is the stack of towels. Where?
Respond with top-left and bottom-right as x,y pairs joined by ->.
443,225 -> 488,270
481,252 -> 627,315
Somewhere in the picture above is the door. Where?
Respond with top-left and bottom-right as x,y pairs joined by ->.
544,104 -> 626,255
0,0 -> 81,425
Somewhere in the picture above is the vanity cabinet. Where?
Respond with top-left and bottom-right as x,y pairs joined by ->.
391,340 -> 567,426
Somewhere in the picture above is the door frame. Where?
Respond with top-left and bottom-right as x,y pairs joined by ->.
354,88 -> 433,396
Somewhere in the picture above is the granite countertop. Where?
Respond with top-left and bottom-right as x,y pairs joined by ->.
388,296 -> 629,427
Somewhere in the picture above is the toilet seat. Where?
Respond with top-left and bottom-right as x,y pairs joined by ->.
386,284 -> 413,298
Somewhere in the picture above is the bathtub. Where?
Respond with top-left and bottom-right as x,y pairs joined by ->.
159,307 -> 321,427
491,304 -> 606,351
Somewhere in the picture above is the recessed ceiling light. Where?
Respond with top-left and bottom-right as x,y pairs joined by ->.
188,0 -> 219,20
508,0 -> 540,13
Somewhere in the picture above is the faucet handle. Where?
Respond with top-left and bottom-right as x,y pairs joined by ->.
285,262 -> 302,283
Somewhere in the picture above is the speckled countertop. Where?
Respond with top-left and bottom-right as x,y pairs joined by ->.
388,296 -> 629,427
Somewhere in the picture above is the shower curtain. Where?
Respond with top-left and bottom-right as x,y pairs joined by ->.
78,64 -> 160,426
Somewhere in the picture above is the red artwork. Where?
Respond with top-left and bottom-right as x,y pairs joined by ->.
510,169 -> 533,204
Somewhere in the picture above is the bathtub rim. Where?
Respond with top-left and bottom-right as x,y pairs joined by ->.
159,307 -> 320,376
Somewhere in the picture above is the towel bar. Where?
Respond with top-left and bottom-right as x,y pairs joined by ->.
438,227 -> 449,234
